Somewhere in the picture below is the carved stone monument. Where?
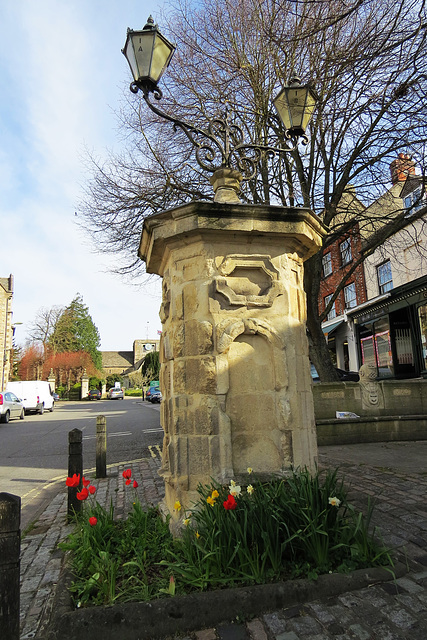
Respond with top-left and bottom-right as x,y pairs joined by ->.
139,201 -> 326,526
47,368 -> 56,393
81,369 -> 89,400
359,363 -> 385,411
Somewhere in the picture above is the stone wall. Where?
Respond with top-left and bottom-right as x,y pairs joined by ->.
313,377 -> 427,419
317,415 -> 427,446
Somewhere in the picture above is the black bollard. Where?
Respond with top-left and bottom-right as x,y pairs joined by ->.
96,415 -> 107,478
0,493 -> 21,640
67,428 -> 83,520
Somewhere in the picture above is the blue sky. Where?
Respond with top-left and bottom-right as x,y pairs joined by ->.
0,0 -> 164,350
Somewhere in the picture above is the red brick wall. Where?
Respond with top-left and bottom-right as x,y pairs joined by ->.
319,225 -> 367,319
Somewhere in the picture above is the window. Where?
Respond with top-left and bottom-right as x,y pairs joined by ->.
344,282 -> 357,308
359,318 -> 393,378
418,304 -> 427,370
324,293 -> 336,320
404,187 -> 425,214
377,260 -> 393,294
322,252 -> 332,277
340,238 -> 352,265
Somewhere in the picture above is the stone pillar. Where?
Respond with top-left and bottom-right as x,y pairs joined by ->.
101,382 -> 107,398
139,201 -> 327,527
48,368 -> 56,392
81,369 -> 89,400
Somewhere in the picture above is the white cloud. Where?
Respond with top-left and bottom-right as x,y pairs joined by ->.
0,0 -> 164,350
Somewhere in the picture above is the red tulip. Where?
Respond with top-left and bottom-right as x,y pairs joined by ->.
223,495 -> 237,510
76,487 -> 89,501
66,473 -> 80,488
133,480 -> 138,488
89,517 -> 97,526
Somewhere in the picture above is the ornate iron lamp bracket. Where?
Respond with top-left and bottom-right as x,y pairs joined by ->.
131,82 -> 306,183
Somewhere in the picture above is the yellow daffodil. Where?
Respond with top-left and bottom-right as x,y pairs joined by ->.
247,467 -> 253,474
247,484 -> 254,495
174,500 -> 182,511
211,489 -> 219,499
207,495 -> 216,506
328,496 -> 341,507
184,517 -> 191,526
195,531 -> 200,538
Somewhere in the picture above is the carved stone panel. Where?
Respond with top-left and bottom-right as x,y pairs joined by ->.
214,255 -> 283,307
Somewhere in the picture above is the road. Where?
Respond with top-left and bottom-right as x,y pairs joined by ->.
0,397 -> 163,529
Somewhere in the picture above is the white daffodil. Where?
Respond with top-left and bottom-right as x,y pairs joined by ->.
229,484 -> 241,497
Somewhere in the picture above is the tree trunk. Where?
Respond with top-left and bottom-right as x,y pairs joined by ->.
304,253 -> 340,382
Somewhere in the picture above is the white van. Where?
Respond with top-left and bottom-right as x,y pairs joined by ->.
6,381 -> 55,414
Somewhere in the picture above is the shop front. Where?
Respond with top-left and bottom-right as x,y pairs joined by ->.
350,275 -> 427,379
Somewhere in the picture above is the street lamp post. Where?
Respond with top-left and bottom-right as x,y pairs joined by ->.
122,16 -> 318,203
123,19 -> 326,527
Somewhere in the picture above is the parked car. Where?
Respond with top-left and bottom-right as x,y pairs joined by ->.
108,387 -> 124,400
310,364 -> 360,382
149,389 -> 162,403
145,386 -> 159,401
88,389 -> 102,400
0,391 -> 25,423
52,392 -> 60,402
336,368 -> 360,382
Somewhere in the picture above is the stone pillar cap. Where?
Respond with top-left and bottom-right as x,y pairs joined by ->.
209,168 -> 243,204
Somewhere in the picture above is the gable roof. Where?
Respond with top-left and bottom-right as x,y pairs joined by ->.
101,351 -> 134,369
0,275 -> 13,294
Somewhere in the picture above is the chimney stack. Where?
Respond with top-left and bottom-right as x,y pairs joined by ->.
390,153 -> 416,185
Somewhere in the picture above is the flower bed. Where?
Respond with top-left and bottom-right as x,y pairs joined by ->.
61,467 -> 393,608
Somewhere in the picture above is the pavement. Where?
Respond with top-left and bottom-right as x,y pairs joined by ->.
15,440 -> 427,639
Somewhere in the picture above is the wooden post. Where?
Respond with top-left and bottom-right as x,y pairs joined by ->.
0,493 -> 20,640
68,428 -> 83,520
96,415 -> 107,478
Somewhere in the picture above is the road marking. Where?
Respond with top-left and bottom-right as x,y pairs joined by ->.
10,478 -> 47,483
148,445 -> 162,459
141,428 -> 163,434
83,431 -> 132,440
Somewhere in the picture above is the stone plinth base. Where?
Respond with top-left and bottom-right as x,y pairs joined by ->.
139,201 -> 326,527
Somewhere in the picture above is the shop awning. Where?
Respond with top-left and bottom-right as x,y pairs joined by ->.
322,319 -> 344,336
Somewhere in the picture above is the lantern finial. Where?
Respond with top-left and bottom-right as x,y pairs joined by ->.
144,16 -> 155,30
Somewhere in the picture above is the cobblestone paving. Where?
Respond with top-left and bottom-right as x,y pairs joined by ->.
18,448 -> 427,639
20,457 -> 165,639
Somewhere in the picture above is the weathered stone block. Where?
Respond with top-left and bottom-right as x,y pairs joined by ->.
172,325 -> 185,359
173,360 -> 186,394
185,357 -> 217,395
184,320 -> 213,356
183,283 -> 200,319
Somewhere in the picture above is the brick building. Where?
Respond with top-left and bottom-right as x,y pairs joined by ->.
348,154 -> 427,378
318,194 -> 368,372
318,153 -> 427,378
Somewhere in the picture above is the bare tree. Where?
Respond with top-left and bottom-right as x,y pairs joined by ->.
28,306 -> 64,355
78,0 -> 427,378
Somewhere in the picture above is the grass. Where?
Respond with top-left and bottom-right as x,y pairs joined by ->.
60,467 -> 393,608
